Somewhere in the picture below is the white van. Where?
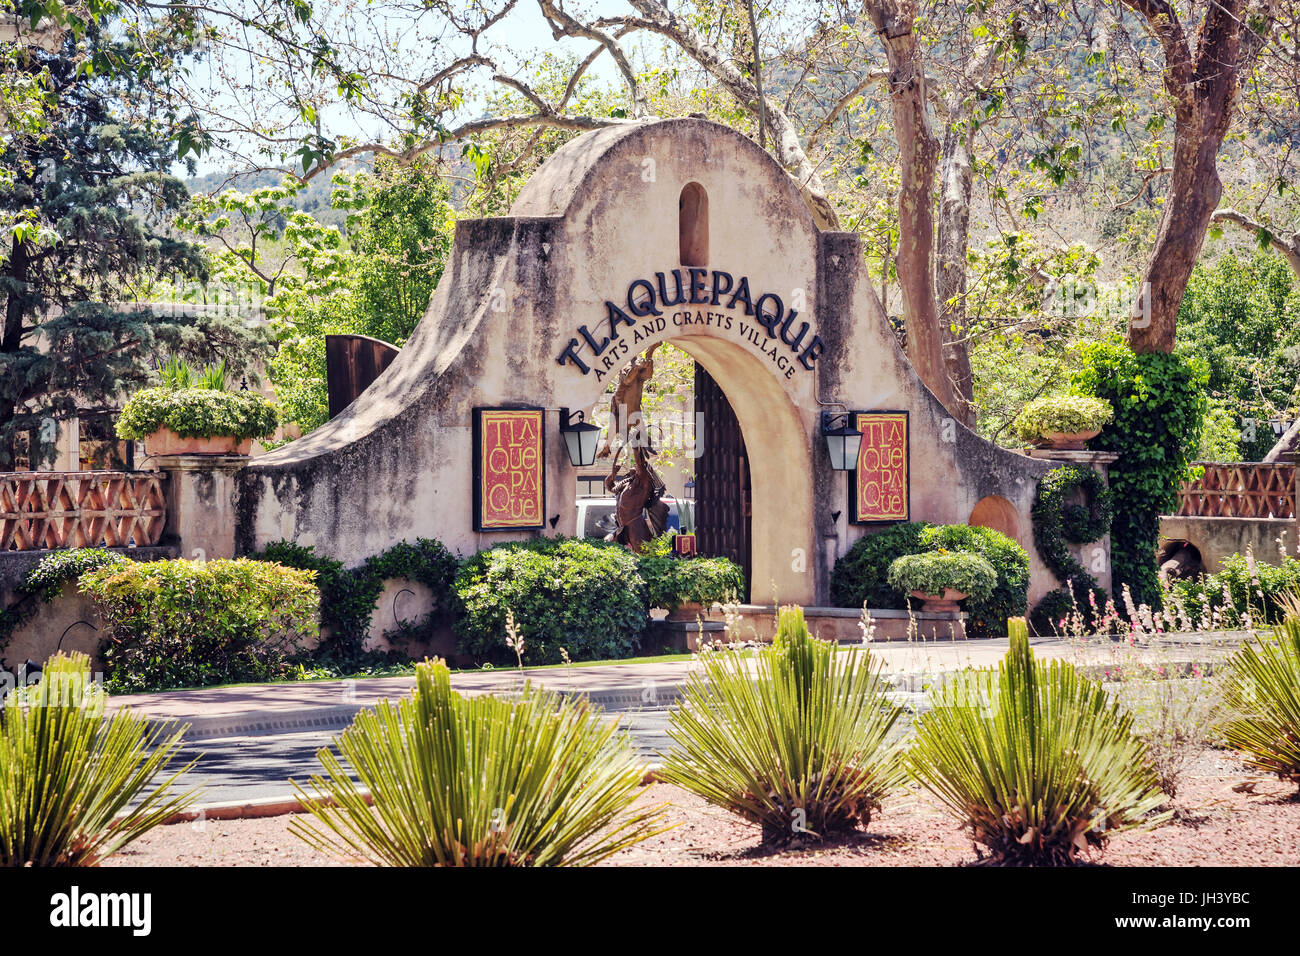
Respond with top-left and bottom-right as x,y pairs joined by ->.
576,496 -> 692,539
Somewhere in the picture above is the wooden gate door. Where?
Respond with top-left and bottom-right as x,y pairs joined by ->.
693,364 -> 752,596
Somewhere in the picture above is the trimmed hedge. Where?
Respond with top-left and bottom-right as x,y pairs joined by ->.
830,522 -> 931,611
80,558 -> 319,692
917,525 -> 1030,638
454,537 -> 647,665
831,522 -> 1029,638
253,538 -> 458,666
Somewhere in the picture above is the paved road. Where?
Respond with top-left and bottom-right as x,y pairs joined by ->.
168,695 -> 937,806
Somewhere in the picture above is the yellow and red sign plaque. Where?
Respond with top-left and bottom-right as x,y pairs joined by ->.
473,407 -> 546,530
852,411 -> 909,523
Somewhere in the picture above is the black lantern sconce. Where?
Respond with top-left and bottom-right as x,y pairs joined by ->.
821,411 -> 863,471
559,408 -> 602,468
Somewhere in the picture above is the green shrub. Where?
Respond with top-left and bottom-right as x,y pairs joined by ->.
252,538 -> 459,668
0,652 -> 197,866
830,522 -> 931,610
1013,394 -> 1114,444
1028,587 -> 1079,637
80,558 -> 320,692
1171,553 -> 1300,628
908,619 -> 1169,865
661,606 -> 905,843
638,551 -> 744,612
454,537 -> 647,665
1221,614 -> 1300,790
918,525 -> 1029,638
116,386 -> 279,441
1,548 -> 130,665
887,551 -> 997,604
291,658 -> 666,866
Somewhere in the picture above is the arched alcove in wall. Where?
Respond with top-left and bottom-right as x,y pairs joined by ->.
969,494 -> 1023,545
679,182 -> 709,267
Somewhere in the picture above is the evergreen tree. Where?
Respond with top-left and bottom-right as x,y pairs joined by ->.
0,22 -> 268,468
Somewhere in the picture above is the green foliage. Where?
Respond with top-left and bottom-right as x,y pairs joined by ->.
187,159 -> 455,435
116,386 -> 279,441
637,547 -> 744,612
0,548 -> 128,665
1198,397 -> 1245,461
832,523 -> 1027,637
0,652 -> 197,866
1072,339 -> 1208,607
454,538 -> 647,665
252,538 -> 458,667
290,657 -> 665,866
661,606 -> 905,843
79,558 -> 319,692
908,619 -> 1169,865
1221,614 -> 1300,790
830,522 -> 931,610
1030,464 -> 1114,626
1,21 -> 270,468
887,551 -> 997,603
1013,394 -> 1114,444
1171,553 -> 1300,628
918,525 -> 1030,638
1176,252 -> 1300,461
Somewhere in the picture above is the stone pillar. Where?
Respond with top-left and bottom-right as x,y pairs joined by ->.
1026,449 -> 1118,597
154,455 -> 248,561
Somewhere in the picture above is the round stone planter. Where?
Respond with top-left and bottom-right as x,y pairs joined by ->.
145,427 -> 253,456
1030,429 -> 1101,451
666,600 -> 705,622
910,588 -> 969,614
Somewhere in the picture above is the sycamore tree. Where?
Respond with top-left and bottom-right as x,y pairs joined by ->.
0,20 -> 269,468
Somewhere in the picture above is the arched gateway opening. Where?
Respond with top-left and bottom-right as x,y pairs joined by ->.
572,331 -> 812,605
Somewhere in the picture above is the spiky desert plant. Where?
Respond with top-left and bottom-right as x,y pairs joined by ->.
660,606 -> 905,843
290,658 -> 667,866
0,652 -> 197,866
1221,610 -> 1300,790
908,619 -> 1169,865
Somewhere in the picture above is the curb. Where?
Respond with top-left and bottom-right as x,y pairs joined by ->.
159,763 -> 667,824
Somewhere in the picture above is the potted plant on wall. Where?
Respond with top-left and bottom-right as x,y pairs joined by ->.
116,359 -> 279,456
673,499 -> 697,556
638,540 -> 745,622
1013,395 -> 1114,451
887,550 -> 997,614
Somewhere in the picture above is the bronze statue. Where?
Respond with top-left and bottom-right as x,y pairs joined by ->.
599,344 -> 668,552
596,342 -> 660,461
605,445 -> 669,552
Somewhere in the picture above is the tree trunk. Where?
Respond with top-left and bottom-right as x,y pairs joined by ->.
1123,0 -> 1264,355
1127,121 -> 1226,354
936,110 -> 977,426
865,1 -> 964,417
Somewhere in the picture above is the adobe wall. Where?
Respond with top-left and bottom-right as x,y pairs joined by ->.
234,118 -> 1098,608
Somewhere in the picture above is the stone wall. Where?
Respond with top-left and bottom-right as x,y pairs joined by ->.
233,118 -> 1101,613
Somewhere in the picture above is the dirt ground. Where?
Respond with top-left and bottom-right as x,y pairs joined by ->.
104,749 -> 1300,867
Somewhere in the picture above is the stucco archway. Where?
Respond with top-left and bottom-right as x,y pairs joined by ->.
597,333 -> 816,605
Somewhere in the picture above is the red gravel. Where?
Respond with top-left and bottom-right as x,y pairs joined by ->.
105,749 -> 1300,867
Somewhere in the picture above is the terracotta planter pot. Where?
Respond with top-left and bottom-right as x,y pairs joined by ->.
666,601 -> 705,622
910,588 -> 969,614
146,427 -> 253,456
1030,429 -> 1101,451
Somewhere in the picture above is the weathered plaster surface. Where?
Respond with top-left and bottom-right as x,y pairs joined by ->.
236,118 -> 1081,608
